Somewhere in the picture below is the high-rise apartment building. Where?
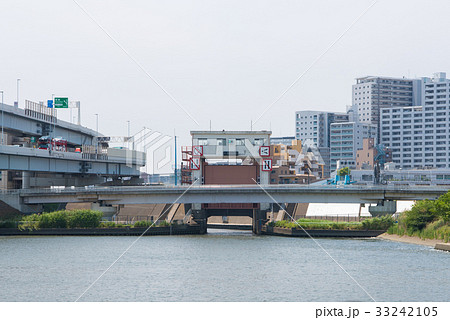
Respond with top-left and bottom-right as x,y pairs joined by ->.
352,76 -> 422,126
380,72 -> 450,169
295,111 -> 349,176
329,122 -> 377,172
295,111 -> 348,148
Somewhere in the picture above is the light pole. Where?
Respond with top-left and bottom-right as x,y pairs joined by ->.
1,91 -> 4,145
51,93 -> 55,135
174,134 -> 177,186
16,79 -> 20,108
127,120 -> 131,150
95,113 -> 99,133
94,113 -> 99,155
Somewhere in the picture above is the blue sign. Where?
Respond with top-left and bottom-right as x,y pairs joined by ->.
47,100 -> 53,108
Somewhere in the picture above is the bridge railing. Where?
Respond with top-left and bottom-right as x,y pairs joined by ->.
1,183 -> 448,196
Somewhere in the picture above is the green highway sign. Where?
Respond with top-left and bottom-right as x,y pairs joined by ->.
54,97 -> 69,108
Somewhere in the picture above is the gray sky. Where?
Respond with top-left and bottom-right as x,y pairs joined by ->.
1,0 -> 450,147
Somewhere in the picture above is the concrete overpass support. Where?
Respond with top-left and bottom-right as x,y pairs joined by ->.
91,202 -> 117,220
22,171 -> 31,189
369,200 -> 397,216
0,193 -> 42,214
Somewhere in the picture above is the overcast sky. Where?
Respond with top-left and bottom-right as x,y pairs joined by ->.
1,0 -> 450,147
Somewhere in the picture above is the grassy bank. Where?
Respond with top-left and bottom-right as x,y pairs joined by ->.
388,218 -> 450,243
0,210 -> 174,231
387,192 -> 450,243
269,216 -> 393,231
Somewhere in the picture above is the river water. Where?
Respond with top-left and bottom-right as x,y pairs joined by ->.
0,229 -> 448,302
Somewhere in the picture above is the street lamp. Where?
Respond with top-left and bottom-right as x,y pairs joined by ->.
94,113 -> 99,155
95,113 -> 99,133
16,79 -> 21,108
126,120 -> 131,150
51,93 -> 55,135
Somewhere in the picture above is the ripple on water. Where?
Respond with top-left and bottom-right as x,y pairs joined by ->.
0,234 -> 448,301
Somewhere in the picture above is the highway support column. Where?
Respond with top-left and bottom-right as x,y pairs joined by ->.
22,171 -> 30,189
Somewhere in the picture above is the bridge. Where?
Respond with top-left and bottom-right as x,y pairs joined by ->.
14,184 -> 447,205
1,184 -> 447,233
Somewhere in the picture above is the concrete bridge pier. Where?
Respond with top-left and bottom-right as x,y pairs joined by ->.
252,209 -> 267,235
191,209 -> 208,234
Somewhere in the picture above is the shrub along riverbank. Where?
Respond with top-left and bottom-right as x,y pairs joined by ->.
387,191 -> 450,243
0,210 -> 175,231
269,216 -> 394,231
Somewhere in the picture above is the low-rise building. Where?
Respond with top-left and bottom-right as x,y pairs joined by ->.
270,139 -> 324,184
295,110 -> 348,148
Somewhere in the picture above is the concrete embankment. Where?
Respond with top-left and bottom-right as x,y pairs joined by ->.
262,226 -> 385,237
434,243 -> 450,252
0,225 -> 202,236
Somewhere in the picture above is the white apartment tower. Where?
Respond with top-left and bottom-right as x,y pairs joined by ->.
380,72 -> 450,169
352,76 -> 422,125
295,111 -> 348,148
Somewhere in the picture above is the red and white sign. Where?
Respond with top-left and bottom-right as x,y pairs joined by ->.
192,145 -> 203,157
190,158 -> 200,170
261,159 -> 272,171
259,146 -> 270,157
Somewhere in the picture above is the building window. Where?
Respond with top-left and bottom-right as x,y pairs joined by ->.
253,138 -> 264,146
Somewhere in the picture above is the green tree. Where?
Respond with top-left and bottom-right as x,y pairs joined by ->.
338,167 -> 350,176
404,199 -> 437,231
433,191 -> 450,222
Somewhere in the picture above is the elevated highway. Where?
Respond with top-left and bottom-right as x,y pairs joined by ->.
2,102 -> 96,146
0,102 -> 146,189
0,145 -> 144,175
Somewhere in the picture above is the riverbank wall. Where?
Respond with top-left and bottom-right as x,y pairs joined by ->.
435,243 -> 450,252
0,225 -> 202,236
262,226 -> 385,237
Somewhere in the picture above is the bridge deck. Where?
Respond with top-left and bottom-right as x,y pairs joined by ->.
10,184 -> 448,205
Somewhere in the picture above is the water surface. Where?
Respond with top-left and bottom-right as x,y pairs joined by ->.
0,229 -> 448,301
